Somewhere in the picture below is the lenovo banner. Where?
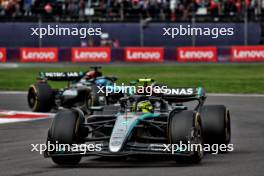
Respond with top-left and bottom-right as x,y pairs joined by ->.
125,47 -> 164,62
20,48 -> 58,62
72,47 -> 111,62
0,48 -> 6,62
177,47 -> 217,62
231,46 -> 264,62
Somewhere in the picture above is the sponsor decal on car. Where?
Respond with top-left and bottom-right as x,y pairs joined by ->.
39,72 -> 84,81
63,89 -> 78,96
163,88 -> 195,96
125,47 -> 164,62
231,46 -> 264,62
71,47 -> 111,62
177,47 -> 217,62
42,72 -> 82,78
20,48 -> 58,62
0,48 -> 6,62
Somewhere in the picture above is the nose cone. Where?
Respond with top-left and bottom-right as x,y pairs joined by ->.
109,114 -> 138,153
109,140 -> 123,153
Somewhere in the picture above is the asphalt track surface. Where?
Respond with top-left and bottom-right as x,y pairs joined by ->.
0,93 -> 263,176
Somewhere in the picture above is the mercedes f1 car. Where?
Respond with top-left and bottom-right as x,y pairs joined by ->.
27,67 -> 123,113
44,85 -> 231,165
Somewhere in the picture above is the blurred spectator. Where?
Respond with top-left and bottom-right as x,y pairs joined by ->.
23,0 -> 32,16
44,3 -> 52,14
223,0 -> 238,15
0,0 -> 263,21
66,0 -> 79,17
209,0 -> 220,16
1,0 -> 21,16
170,0 -> 177,21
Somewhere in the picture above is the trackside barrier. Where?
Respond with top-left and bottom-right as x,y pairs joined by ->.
71,47 -> 111,63
231,46 -> 264,62
0,48 -> 6,62
177,47 -> 217,62
1,46 -> 264,63
124,47 -> 164,62
20,48 -> 58,63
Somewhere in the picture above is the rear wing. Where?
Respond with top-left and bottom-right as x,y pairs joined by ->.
38,72 -> 85,81
161,87 -> 206,102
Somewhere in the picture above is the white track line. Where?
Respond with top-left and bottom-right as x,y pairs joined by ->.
0,110 -> 54,124
0,91 -> 27,94
0,110 -> 55,116
0,117 -> 53,124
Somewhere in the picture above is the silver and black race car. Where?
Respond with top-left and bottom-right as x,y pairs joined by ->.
44,86 -> 231,165
27,67 -> 122,113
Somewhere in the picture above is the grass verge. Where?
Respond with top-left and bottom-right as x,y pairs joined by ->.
0,64 -> 263,93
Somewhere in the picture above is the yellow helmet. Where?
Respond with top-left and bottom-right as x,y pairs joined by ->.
137,100 -> 153,113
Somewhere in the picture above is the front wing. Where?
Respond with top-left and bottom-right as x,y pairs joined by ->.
44,142 -> 194,157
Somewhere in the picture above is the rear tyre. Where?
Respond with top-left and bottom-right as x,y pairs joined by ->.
48,109 -> 83,165
169,110 -> 203,164
27,83 -> 54,112
90,85 -> 107,106
201,105 -> 231,146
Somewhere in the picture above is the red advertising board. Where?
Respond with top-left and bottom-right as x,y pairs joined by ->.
125,47 -> 164,62
20,48 -> 58,62
177,47 -> 217,62
72,47 -> 111,62
0,48 -> 6,62
231,46 -> 264,62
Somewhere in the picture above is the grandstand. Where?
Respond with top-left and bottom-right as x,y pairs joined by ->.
0,0 -> 263,22
0,0 -> 264,63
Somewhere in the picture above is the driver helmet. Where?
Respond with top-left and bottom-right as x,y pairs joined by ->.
137,100 -> 153,113
84,71 -> 102,80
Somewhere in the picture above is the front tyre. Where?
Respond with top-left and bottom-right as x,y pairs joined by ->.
48,109 -> 83,165
51,155 -> 82,166
169,111 -> 203,164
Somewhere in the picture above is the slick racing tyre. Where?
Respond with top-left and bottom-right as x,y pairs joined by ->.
169,110 -> 203,164
201,105 -> 231,145
48,109 -> 84,165
27,83 -> 54,112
